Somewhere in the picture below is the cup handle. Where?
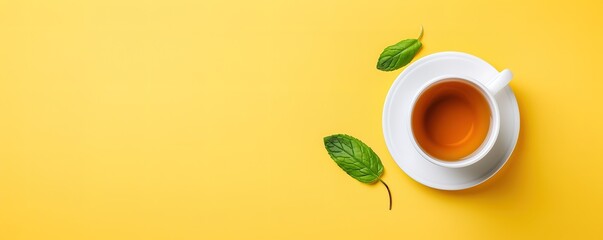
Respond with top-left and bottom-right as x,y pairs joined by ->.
485,69 -> 513,94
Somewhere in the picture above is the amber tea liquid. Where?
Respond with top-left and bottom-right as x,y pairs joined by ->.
411,79 -> 491,161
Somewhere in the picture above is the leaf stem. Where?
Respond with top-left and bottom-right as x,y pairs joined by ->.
379,179 -> 392,210
418,25 -> 424,40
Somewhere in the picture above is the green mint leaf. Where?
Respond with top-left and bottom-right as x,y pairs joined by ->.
323,134 -> 392,210
324,134 -> 383,183
376,26 -> 423,71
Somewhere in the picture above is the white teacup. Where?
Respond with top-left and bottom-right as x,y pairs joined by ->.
408,69 -> 513,168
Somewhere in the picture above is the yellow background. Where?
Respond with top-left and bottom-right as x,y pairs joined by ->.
1,0 -> 602,239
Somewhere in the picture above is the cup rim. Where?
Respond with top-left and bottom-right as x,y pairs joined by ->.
407,74 -> 501,168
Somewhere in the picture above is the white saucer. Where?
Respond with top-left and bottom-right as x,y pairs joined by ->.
382,52 -> 520,190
